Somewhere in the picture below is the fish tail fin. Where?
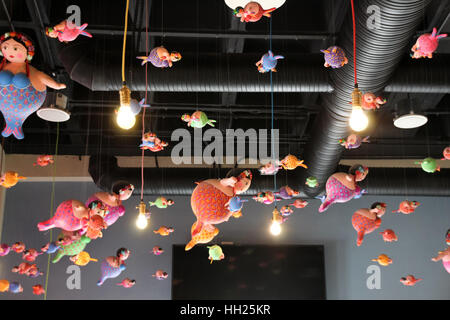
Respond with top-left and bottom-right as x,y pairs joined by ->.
392,209 -> 398,213
263,8 -> 276,17
437,33 -> 447,39
90,258 -> 98,262
274,55 -> 284,60
208,119 -> 216,127
79,23 -> 88,31
431,28 -> 437,38
191,221 -> 203,237
81,31 -> 92,38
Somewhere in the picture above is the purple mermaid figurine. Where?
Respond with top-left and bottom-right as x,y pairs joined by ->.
97,248 -> 129,286
318,164 -> 368,213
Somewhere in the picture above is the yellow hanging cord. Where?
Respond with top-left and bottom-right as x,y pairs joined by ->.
44,122 -> 59,300
121,0 -> 130,83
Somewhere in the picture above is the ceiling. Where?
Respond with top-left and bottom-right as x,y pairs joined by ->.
0,0 -> 449,160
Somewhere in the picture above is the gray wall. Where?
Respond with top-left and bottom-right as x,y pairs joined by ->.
0,181 -> 449,300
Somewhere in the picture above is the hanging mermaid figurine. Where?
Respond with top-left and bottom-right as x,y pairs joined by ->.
0,32 -> 66,139
318,164 -> 368,213
45,20 -> 92,43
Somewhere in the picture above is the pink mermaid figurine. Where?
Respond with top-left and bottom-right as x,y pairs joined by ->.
318,164 -> 368,213
352,202 -> 386,246
190,170 -> 252,239
432,247 -> 450,274
37,199 -> 107,233
85,182 -> 134,227
45,20 -> 92,43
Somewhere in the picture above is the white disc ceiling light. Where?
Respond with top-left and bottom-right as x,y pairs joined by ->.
224,0 -> 286,10
37,92 -> 71,122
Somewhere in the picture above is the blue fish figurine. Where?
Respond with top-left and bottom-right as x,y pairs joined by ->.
256,50 -> 284,73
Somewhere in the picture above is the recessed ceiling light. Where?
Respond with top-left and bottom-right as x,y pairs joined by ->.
393,112 -> 428,129
224,0 -> 286,10
37,107 -> 71,122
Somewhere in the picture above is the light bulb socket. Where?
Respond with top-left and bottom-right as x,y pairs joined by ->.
272,207 -> 283,224
352,87 -> 362,108
119,85 -> 131,108
137,201 -> 147,215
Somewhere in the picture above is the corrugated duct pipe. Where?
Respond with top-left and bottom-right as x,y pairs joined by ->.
301,0 -> 433,197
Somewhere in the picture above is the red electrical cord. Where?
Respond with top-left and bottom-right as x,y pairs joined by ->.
140,0 -> 149,202
351,0 -> 357,85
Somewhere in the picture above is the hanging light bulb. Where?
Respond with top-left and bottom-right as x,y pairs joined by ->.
349,86 -> 368,132
135,201 -> 149,230
270,207 -> 282,236
116,85 -> 136,130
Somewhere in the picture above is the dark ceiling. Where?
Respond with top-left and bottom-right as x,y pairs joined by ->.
0,0 -> 449,160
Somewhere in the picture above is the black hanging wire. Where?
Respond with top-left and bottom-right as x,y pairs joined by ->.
1,0 -> 15,32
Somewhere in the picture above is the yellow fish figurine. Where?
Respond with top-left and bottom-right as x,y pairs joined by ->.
70,251 -> 98,266
372,254 -> 393,266
0,171 -> 26,188
281,155 -> 308,170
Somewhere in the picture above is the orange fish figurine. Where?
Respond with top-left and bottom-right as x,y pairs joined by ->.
117,278 -> 136,288
392,201 -> 420,214
32,284 -> 45,295
153,226 -> 174,236
371,254 -> 393,266
11,242 -> 26,253
380,229 -> 398,242
152,270 -> 168,280
280,155 -> 308,170
152,246 -> 164,255
400,275 -> 422,286
33,155 -> 54,167
0,171 -> 26,188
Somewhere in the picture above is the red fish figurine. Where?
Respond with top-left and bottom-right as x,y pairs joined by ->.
22,249 -> 42,262
153,226 -> 174,236
290,199 -> 308,209
400,275 -> 422,286
32,284 -> 45,295
33,155 -> 54,167
392,201 -> 420,214
117,278 -> 136,288
380,229 -> 398,242
441,146 -> 450,160
11,242 -> 25,253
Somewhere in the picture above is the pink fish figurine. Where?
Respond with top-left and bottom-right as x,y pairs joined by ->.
259,161 -> 282,175
0,243 -> 10,256
290,199 -> 308,209
46,20 -> 92,43
33,155 -> 54,167
233,2 -> 276,23
361,93 -> 386,111
22,249 -> 42,262
392,200 -> 420,214
441,146 -> 450,160
152,246 -> 164,256
431,247 -> 450,274
400,275 -> 422,286
152,270 -> 168,280
380,229 -> 398,242
411,27 -> 447,59
11,242 -> 25,253
117,278 -> 136,288
253,191 -> 280,205
32,284 -> 45,295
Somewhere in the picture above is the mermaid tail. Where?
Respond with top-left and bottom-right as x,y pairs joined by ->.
185,240 -> 196,251
318,199 -> 332,213
97,261 -> 125,286
356,230 -> 365,246
2,122 -> 24,139
37,218 -> 55,231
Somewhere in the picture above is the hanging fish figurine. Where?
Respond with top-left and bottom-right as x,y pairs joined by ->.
11,242 -> 26,253
208,245 -> 225,264
339,134 -> 370,150
22,248 -> 42,262
380,229 -> 398,242
0,171 -> 26,188
140,132 -> 168,152
392,200 -> 420,214
46,20 -> 92,42
281,154 -> 307,170
40,242 -> 61,254
152,270 -> 168,280
400,275 -> 422,286
0,243 -> 10,256
8,282 -> 23,294
411,27 -> 447,59
415,157 -> 440,173
181,111 -> 216,128
152,246 -> 164,256
321,46 -> 348,68
275,186 -> 300,200
225,196 -> 248,215
33,155 -> 54,167
259,161 -> 282,175
0,279 -> 9,292
256,50 -> 284,73
149,196 -> 174,209
69,251 -> 98,266
153,226 -> 174,236
305,176 -> 319,188
280,205 -> 294,217
233,2 -> 276,23
117,278 -> 136,288
290,199 -> 308,209
32,284 -> 45,295
441,146 -> 450,160
253,191 -> 280,205
371,254 -> 393,266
